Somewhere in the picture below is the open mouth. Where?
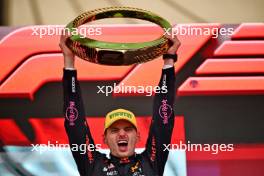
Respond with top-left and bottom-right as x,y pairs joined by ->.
117,140 -> 128,152
118,140 -> 128,147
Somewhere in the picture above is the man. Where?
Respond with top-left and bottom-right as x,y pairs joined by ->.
60,31 -> 180,176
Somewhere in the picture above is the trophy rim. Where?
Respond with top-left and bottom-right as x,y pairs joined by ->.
65,6 -> 172,65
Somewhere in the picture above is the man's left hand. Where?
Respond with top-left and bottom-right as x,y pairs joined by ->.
164,28 -> 181,54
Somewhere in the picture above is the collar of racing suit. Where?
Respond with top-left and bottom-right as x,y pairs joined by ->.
110,153 -> 137,164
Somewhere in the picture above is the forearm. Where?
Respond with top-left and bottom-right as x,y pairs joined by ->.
163,58 -> 174,67
151,67 -> 176,138
63,69 -> 97,174
63,68 -> 96,143
144,67 -> 176,174
63,69 -> 87,143
154,66 -> 175,124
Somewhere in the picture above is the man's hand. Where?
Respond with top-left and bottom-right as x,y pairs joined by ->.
166,33 -> 181,55
163,29 -> 181,66
59,33 -> 75,69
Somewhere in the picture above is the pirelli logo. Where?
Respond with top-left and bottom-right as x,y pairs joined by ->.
109,112 -> 132,119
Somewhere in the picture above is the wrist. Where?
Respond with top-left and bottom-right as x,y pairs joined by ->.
166,50 -> 176,55
163,59 -> 174,66
163,53 -> 177,63
64,65 -> 75,69
64,56 -> 75,69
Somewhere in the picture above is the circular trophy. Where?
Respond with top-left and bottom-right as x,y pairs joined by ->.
66,7 -> 172,65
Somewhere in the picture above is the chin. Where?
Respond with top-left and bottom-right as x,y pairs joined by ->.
117,152 -> 130,158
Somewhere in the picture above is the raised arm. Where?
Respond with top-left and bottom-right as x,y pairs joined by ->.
60,34 -> 98,175
144,33 -> 180,175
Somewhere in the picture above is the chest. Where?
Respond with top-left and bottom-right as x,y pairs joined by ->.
99,161 -> 145,176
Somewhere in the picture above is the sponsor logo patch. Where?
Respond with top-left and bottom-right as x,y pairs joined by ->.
159,99 -> 172,124
66,101 -> 78,126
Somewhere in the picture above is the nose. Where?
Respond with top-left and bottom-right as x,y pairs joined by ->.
118,129 -> 127,137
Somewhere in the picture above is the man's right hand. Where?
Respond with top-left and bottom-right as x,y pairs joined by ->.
59,33 -> 75,69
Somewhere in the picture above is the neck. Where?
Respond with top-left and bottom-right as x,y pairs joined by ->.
110,153 -> 136,164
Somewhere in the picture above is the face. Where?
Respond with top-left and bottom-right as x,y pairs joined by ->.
104,120 -> 140,158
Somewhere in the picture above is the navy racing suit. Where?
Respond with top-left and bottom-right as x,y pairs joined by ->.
63,66 -> 176,176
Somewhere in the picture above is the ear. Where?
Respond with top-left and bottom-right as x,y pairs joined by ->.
102,134 -> 107,144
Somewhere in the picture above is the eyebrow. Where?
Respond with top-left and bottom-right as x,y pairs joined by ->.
110,126 -> 134,130
108,127 -> 118,131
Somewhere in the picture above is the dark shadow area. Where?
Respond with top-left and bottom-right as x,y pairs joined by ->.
0,0 -> 7,25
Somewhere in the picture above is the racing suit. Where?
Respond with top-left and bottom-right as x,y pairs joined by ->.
63,66 -> 175,176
